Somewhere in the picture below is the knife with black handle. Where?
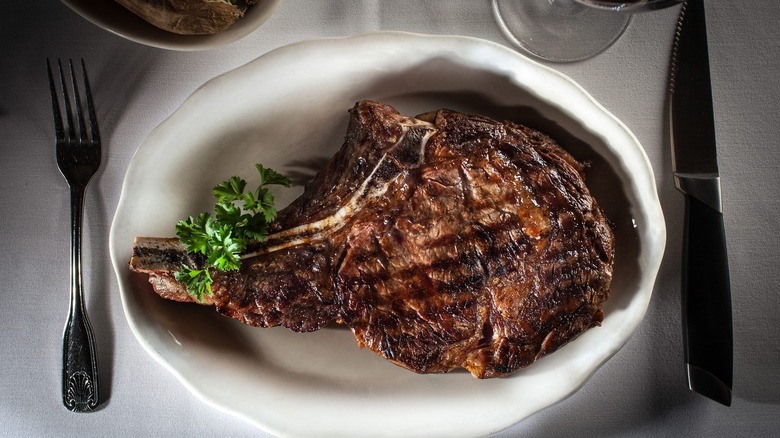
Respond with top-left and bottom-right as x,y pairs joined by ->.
668,0 -> 732,406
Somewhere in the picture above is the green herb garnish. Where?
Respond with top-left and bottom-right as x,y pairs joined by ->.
174,164 -> 291,301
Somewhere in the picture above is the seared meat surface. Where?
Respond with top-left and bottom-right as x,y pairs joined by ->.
130,100 -> 614,378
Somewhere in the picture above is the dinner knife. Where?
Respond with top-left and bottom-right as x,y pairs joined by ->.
668,0 -> 732,406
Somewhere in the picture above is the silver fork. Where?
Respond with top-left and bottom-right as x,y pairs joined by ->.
48,59 -> 101,412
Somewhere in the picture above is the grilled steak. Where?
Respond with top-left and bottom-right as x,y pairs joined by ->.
130,100 -> 615,378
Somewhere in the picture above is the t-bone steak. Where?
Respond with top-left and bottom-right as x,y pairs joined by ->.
130,100 -> 615,378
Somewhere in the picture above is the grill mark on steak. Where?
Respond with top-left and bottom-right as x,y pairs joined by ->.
129,100 -> 615,378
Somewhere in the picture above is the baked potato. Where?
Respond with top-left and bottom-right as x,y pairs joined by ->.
115,0 -> 262,35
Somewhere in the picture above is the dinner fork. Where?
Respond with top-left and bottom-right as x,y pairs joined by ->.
48,59 -> 101,412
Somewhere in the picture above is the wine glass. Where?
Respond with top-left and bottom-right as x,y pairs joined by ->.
492,0 -> 684,63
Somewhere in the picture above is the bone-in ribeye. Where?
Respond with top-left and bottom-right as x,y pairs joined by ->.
130,100 -> 615,378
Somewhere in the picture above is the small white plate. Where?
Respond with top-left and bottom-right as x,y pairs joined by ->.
109,32 -> 666,437
61,0 -> 283,51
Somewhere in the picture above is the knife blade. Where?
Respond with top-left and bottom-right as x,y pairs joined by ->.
668,0 -> 733,406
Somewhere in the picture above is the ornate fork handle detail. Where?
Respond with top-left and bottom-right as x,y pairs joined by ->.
64,371 -> 97,412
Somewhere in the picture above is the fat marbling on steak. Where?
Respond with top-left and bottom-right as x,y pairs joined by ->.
130,100 -> 615,378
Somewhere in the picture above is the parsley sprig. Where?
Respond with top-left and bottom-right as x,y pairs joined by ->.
174,164 -> 291,302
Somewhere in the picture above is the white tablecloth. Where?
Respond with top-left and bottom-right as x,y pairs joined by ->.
1,1 -> 778,436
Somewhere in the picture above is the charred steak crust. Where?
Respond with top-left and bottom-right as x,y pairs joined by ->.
130,100 -> 615,378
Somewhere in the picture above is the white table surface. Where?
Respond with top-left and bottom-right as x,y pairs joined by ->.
1,1 -> 779,437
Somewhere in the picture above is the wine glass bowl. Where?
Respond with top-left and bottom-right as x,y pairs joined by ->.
578,0 -> 684,12
492,0 -> 684,62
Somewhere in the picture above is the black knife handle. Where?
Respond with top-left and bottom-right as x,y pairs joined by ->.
681,192 -> 733,406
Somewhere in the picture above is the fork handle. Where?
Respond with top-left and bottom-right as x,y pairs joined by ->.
62,184 -> 100,412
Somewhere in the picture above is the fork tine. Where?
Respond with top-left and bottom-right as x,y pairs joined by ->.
68,59 -> 88,143
80,59 -> 100,144
56,59 -> 75,142
47,59 -> 64,141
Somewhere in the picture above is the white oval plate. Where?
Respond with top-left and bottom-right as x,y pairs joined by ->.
61,0 -> 283,51
109,33 -> 666,437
